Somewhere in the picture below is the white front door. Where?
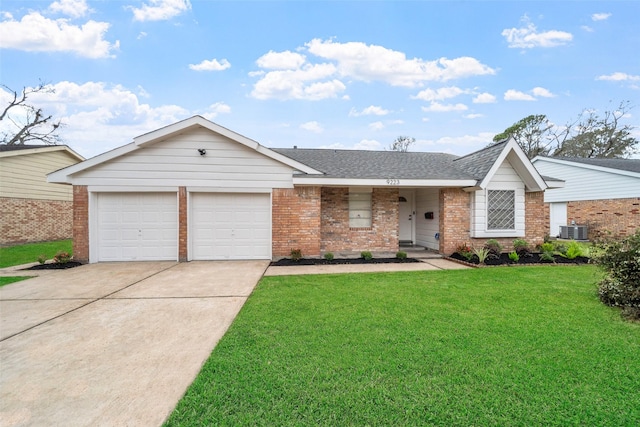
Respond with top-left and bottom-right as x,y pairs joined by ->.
549,202 -> 567,238
399,190 -> 414,243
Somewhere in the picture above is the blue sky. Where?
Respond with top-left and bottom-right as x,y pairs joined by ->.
1,0 -> 639,159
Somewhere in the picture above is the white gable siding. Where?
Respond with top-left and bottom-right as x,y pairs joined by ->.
471,160 -> 525,238
533,159 -> 640,202
0,150 -> 78,201
415,188 -> 440,250
71,128 -> 294,190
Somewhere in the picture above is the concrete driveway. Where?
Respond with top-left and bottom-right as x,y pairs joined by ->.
0,261 -> 268,427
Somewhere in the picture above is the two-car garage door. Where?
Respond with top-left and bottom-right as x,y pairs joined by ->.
96,192 -> 270,261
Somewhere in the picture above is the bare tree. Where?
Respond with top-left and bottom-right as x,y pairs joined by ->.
389,136 -> 415,152
1,82 -> 62,145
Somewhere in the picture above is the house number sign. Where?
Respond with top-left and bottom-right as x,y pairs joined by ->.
386,178 -> 400,185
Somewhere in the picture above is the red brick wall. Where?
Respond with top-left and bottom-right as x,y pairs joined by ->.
439,189 -> 546,255
567,197 -> 640,240
272,187 -> 321,257
0,197 -> 73,246
73,186 -> 89,263
178,187 -> 187,262
320,187 -> 399,253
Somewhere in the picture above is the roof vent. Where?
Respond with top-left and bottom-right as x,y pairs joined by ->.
293,145 -> 297,149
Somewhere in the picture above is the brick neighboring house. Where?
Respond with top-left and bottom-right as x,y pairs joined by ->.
0,145 -> 84,245
48,116 -> 556,263
532,156 -> 640,240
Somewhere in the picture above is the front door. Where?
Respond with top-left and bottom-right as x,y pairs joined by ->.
399,190 -> 414,244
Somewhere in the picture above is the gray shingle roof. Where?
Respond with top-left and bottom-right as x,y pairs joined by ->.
451,140 -> 507,180
551,157 -> 640,174
0,144 -> 51,152
270,148 -> 477,180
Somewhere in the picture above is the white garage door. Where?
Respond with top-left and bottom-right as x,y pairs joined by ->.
191,193 -> 271,260
97,193 -> 178,262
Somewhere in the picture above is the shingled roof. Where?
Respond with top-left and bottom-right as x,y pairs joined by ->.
550,157 -> 640,174
451,140 -> 507,180
271,148 -> 476,180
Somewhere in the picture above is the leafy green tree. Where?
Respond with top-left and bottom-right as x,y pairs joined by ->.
492,114 -> 554,158
389,136 -> 415,152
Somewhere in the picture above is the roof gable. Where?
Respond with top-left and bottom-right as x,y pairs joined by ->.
0,144 -> 84,162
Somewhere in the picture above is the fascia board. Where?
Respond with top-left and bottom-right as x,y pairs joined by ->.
532,156 -> 640,179
47,143 -> 137,184
292,177 -> 478,187
0,145 -> 85,161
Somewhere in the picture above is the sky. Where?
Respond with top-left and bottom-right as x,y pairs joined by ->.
1,0 -> 639,159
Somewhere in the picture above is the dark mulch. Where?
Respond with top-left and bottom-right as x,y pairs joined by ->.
24,261 -> 84,270
270,257 -> 420,266
449,252 -> 590,266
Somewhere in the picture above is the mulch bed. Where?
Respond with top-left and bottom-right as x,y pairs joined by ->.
449,252 -> 590,266
270,257 -> 420,266
24,261 -> 84,270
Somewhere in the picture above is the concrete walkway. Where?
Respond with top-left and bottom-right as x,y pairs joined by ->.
0,261 -> 269,427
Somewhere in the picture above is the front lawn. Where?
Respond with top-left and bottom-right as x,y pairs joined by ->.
166,266 -> 640,426
0,239 -> 72,268
0,276 -> 31,287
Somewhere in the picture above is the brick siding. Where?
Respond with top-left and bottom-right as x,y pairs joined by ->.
272,187 -> 322,257
72,186 -> 89,263
0,197 -> 73,246
566,197 -> 640,240
320,187 -> 399,254
439,189 -> 546,255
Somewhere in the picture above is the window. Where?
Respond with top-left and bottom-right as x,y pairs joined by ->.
487,190 -> 515,230
349,191 -> 372,228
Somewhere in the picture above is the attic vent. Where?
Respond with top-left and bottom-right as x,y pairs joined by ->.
399,196 -> 407,202
560,225 -> 588,240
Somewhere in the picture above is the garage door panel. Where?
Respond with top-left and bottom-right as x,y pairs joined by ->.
97,193 -> 177,262
191,193 -> 271,260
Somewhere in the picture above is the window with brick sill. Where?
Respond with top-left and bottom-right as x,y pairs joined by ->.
349,192 -> 372,228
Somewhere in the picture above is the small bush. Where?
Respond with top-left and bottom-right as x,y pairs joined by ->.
483,239 -> 502,258
360,251 -> 373,261
508,251 -> 520,263
455,243 -> 473,261
594,230 -> 640,321
395,251 -> 407,260
323,252 -> 334,261
512,239 -> 530,256
563,241 -> 584,260
290,249 -> 303,262
539,251 -> 555,262
53,251 -> 72,264
37,254 -> 47,265
539,242 -> 555,253
473,247 -> 490,264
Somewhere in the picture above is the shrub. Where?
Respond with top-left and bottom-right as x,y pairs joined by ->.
539,251 -> 555,262
323,252 -> 334,261
563,241 -> 584,260
473,247 -> 490,264
508,251 -> 520,263
539,242 -> 555,253
594,230 -> 640,321
37,254 -> 47,265
360,251 -> 373,261
290,249 -> 303,262
395,251 -> 407,260
455,243 -> 473,261
53,251 -> 72,264
483,239 -> 502,258
512,239 -> 530,256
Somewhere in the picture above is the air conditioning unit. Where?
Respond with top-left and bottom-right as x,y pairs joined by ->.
559,225 -> 588,240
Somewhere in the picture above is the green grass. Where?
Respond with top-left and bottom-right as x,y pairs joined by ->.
0,239 -> 72,268
166,266 -> 640,426
0,276 -> 32,287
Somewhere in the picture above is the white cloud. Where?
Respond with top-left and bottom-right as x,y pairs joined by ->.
596,72 -> 640,81
251,63 -> 345,100
300,121 -> 323,133
502,16 -> 573,48
49,0 -> 91,18
137,31 -> 148,39
504,89 -> 536,101
0,12 -> 118,58
349,105 -> 390,117
581,25 -> 594,33
353,139 -> 383,150
473,92 -> 497,104
464,113 -> 483,119
369,121 -> 384,131
531,87 -> 555,97
201,102 -> 230,121
256,50 -> 306,69
412,86 -> 467,101
306,39 -> 495,87
592,13 -> 612,21
189,58 -> 231,72
421,102 -> 468,112
129,0 -> 191,22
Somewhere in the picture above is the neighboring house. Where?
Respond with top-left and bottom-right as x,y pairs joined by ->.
48,116 -> 555,263
532,156 -> 640,240
0,145 -> 84,245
